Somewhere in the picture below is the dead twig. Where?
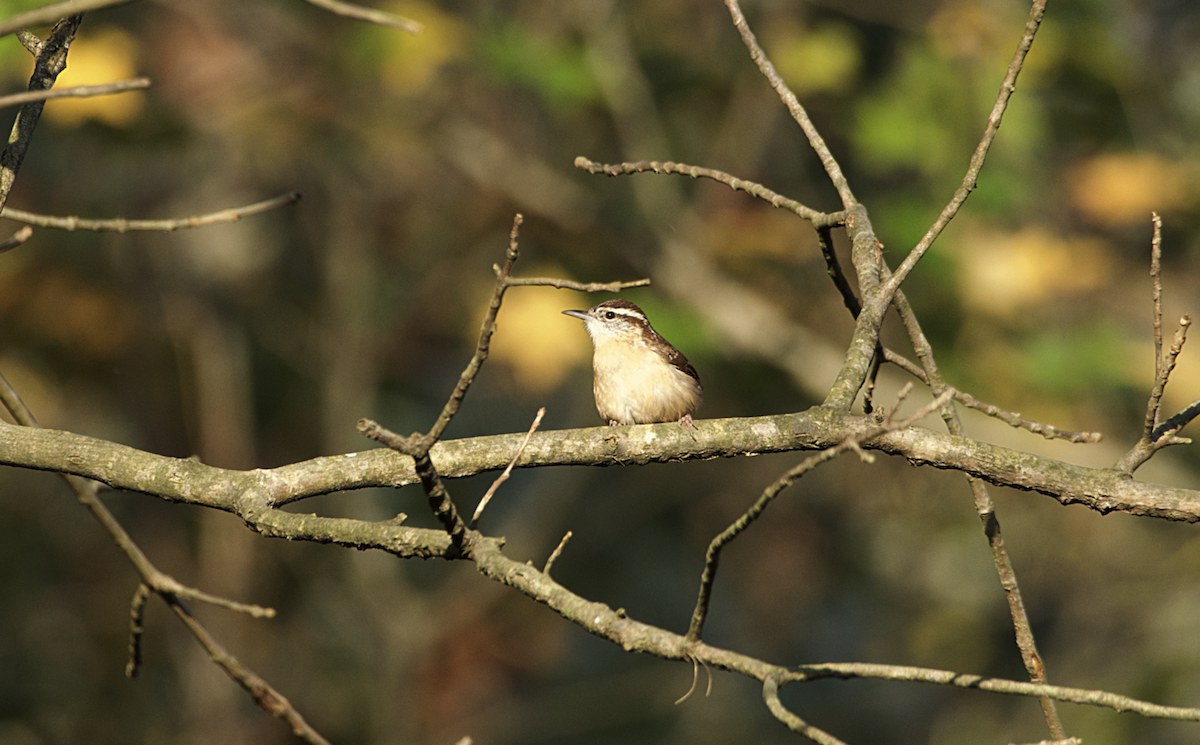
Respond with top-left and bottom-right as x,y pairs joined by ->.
302,0 -> 421,34
500,272 -> 651,293
0,77 -> 149,109
1115,214 -> 1195,473
2,191 -> 302,232
685,386 -> 952,642
359,214 -> 527,547
572,157 -> 845,226
470,407 -> 545,528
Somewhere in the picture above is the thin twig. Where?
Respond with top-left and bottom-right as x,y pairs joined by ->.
359,418 -> 467,544
1115,215 -> 1195,473
125,583 -> 151,678
0,373 -> 315,741
301,0 -> 421,34
884,0 -> 1048,294
1115,316 -> 1193,473
2,191 -> 302,232
1150,212 -> 1165,399
795,662 -> 1200,721
723,0 -> 855,208
686,388 -> 952,642
573,157 -> 845,226
427,213 -> 524,445
881,348 -> 1102,443
762,676 -> 848,745
0,224 -> 33,255
0,77 -> 150,109
543,531 -> 572,576
470,407 -> 545,528
166,598 -> 331,745
501,273 -> 651,293
0,0 -> 132,38
882,260 -> 1065,737
357,214 -> 527,546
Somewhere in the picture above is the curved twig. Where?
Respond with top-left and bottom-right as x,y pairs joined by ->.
573,156 -> 845,226
2,191 -> 302,232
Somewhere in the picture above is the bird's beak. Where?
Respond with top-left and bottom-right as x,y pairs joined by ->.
562,309 -> 588,320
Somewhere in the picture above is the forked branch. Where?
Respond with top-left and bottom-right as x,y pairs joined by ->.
1115,214 -> 1196,473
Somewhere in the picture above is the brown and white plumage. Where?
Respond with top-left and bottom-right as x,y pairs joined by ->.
562,299 -> 702,429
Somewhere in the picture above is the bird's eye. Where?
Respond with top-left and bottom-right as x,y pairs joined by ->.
605,311 -> 616,319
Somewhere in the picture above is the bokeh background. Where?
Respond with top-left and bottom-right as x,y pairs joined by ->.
2,0 -> 1200,743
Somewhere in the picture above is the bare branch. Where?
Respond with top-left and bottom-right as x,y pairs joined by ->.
543,531 -> 572,577
2,191 -> 302,232
686,389 -> 952,642
301,0 -> 421,34
0,372 -> 316,742
0,224 -> 33,254
763,676 -> 848,745
0,0 -> 132,39
125,583 -> 150,678
165,599 -> 332,745
0,77 -> 150,109
356,215 -> 527,545
573,156 -> 845,226
427,213 -> 524,445
1116,216 -> 1195,473
500,271 -> 651,293
796,662 -> 1200,721
888,0 -> 1048,292
722,0 -> 855,208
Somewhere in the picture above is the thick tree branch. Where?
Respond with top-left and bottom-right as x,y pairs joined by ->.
4,410 -> 1198,522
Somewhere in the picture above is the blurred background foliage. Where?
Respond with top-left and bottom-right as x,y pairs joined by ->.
1,0 -> 1200,743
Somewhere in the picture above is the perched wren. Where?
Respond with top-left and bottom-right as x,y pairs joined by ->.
563,299 -> 702,430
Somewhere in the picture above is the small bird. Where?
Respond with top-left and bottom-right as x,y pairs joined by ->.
562,299 -> 702,430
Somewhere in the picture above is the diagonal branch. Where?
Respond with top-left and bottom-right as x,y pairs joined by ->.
685,388 -> 952,642
0,372 -> 324,744
888,0 -> 1048,293
722,0 -> 854,208
301,0 -> 421,34
0,17 -> 82,214
356,214 -> 527,546
762,676 -> 847,745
